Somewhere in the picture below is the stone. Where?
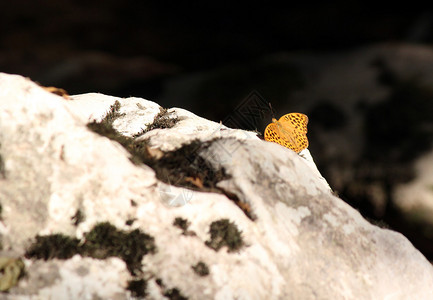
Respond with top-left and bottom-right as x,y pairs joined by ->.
0,72 -> 432,299
393,151 -> 433,226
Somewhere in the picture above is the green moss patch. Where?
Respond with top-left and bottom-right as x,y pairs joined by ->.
86,99 -> 143,165
191,261 -> 209,276
150,140 -> 228,192
156,278 -> 188,300
71,209 -> 85,226
87,98 -> 227,191
87,119 -> 151,166
88,113 -> 228,192
173,217 -> 196,236
205,219 -> 244,252
173,217 -> 189,232
87,101 -> 254,220
25,222 -> 156,276
164,288 -> 188,300
133,107 -> 179,137
125,218 -> 136,226
81,222 -> 156,275
100,100 -> 125,126
126,278 -> 147,298
25,234 -> 81,260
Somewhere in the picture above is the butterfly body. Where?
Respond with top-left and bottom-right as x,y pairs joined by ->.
264,113 -> 309,153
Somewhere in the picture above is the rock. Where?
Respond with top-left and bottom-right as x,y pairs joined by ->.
160,43 -> 433,258
0,257 -> 24,292
393,151 -> 433,226
0,72 -> 433,299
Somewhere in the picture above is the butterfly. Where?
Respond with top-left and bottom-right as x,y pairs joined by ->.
264,113 -> 309,153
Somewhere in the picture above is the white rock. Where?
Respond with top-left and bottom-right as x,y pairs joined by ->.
393,150 -> 433,225
14,256 -> 130,300
0,72 -> 432,299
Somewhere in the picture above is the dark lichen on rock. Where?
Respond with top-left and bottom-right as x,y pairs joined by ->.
25,222 -> 157,276
205,219 -> 244,252
173,217 -> 196,237
126,278 -> 147,298
173,217 -> 189,232
100,100 -> 125,126
25,234 -> 81,260
90,121 -> 254,220
191,261 -> 210,276
87,108 -> 155,167
164,288 -> 188,300
71,209 -> 85,226
81,222 -> 157,275
86,99 -> 139,163
150,139 -> 229,193
88,109 -> 229,192
86,101 -> 227,192
87,99 -> 226,185
150,139 -> 255,221
133,107 -> 179,137
125,218 -> 136,226
156,278 -> 188,300
87,103 -> 254,220
87,119 -> 133,150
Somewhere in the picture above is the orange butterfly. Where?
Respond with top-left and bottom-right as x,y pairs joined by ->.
264,113 -> 309,153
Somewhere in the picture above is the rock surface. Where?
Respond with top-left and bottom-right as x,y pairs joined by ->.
0,72 -> 433,299
160,43 -> 433,259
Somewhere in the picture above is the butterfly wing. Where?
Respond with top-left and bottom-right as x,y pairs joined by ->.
278,113 -> 309,152
287,129 -> 309,153
264,122 -> 299,152
279,113 -> 308,134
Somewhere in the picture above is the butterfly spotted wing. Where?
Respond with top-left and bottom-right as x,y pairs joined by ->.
264,113 -> 309,153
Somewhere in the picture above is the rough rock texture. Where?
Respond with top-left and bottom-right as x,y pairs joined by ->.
160,43 -> 433,259
0,72 -> 433,299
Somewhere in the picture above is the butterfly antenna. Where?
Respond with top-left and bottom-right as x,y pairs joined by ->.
268,102 -> 276,119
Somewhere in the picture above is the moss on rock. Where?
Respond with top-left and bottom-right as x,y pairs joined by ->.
205,219 -> 244,252
25,222 -> 156,276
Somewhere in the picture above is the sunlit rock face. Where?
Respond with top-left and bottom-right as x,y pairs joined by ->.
0,72 -> 432,299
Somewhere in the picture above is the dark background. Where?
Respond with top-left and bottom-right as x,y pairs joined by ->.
2,2 -> 432,98
2,1 -> 433,261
